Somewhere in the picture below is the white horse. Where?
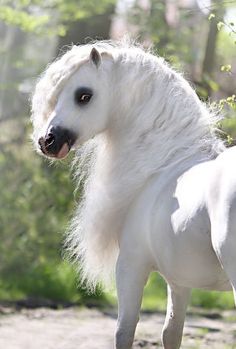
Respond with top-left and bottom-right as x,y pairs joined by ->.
31,41 -> 236,349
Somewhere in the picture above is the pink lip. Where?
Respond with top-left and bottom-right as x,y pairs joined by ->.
38,137 -> 70,159
56,142 -> 70,159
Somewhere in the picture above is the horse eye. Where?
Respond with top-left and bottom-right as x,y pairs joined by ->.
74,87 -> 93,106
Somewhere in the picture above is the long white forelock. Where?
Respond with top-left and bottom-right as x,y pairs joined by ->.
31,39 -> 158,126
31,42 -> 114,131
32,40 -> 225,290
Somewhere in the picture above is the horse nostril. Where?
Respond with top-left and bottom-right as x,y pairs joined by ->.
45,132 -> 55,149
38,127 -> 77,158
38,137 -> 45,148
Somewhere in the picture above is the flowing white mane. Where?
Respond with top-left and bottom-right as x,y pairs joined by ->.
32,41 -> 225,291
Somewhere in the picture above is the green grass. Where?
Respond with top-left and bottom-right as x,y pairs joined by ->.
142,272 -> 167,311
0,261 -> 104,304
0,261 -> 78,302
135,272 -> 235,312
191,288 -> 234,310
0,267 -> 234,311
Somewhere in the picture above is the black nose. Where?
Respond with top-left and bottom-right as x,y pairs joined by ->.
45,131 -> 56,151
38,126 -> 77,156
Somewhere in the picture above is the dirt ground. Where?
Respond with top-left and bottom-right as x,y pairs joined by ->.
0,306 -> 236,349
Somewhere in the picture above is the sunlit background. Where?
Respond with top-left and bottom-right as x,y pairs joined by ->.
0,0 -> 236,310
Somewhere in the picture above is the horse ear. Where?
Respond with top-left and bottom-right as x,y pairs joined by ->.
90,47 -> 101,68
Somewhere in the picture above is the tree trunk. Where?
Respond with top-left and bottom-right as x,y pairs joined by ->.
202,2 -> 225,96
57,5 -> 115,53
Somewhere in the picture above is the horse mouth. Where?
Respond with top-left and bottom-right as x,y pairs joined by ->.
38,127 -> 77,159
38,138 -> 71,159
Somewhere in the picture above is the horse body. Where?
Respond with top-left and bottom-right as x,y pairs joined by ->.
31,42 -> 236,349
116,148 -> 235,349
129,156 -> 231,291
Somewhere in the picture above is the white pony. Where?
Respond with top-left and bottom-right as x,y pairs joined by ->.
31,41 -> 236,349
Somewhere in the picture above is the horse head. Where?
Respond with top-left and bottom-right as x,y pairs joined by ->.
32,46 -> 114,159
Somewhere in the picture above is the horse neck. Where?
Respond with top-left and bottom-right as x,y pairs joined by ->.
105,68 -> 221,193
86,57 -> 224,227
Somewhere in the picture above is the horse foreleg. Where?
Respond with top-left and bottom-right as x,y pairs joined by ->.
115,253 -> 150,349
162,284 -> 190,349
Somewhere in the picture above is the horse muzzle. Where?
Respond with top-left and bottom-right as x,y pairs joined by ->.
38,126 -> 77,159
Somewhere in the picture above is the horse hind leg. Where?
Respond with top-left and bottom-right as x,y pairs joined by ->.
162,285 -> 191,349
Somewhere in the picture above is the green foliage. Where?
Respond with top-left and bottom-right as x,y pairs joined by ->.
0,6 -> 50,33
0,0 -> 115,36
208,13 -> 215,20
0,0 -> 116,306
0,124 -> 107,304
219,95 -> 236,110
0,125 -> 82,301
142,272 -> 167,311
123,272 -> 235,311
220,115 -> 236,139
0,142 -> 73,273
191,289 -> 234,309
129,0 -> 194,69
217,21 -> 225,31
220,64 -> 232,72
56,0 -> 115,21
0,261 -> 78,302
0,259 -> 107,303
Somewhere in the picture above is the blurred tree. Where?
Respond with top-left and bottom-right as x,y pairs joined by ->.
0,25 -> 26,124
123,0 -> 203,72
0,0 -> 116,302
57,3 -> 115,53
0,0 -> 115,36
123,0 -> 236,112
0,0 -> 116,121
202,2 -> 225,96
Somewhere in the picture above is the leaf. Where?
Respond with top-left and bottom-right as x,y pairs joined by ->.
220,64 -> 232,72
217,22 -> 224,31
208,13 -> 215,20
0,6 -> 50,33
